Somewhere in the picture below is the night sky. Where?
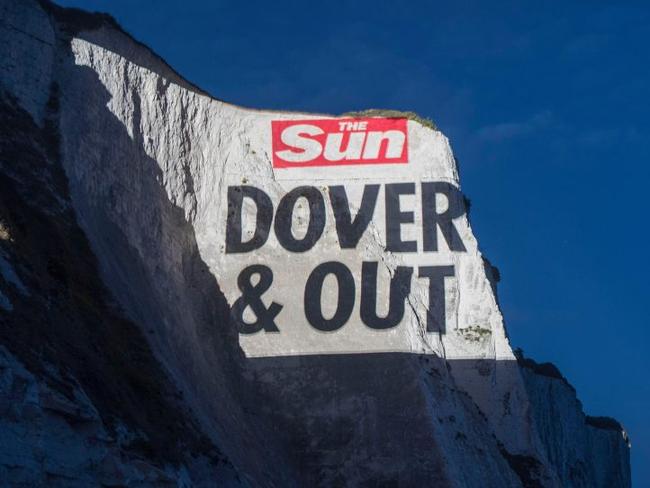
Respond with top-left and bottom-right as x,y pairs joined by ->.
56,1 -> 650,484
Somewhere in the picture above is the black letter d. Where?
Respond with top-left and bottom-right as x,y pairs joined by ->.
225,186 -> 273,253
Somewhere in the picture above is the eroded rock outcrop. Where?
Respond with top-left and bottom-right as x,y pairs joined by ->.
0,0 -> 630,486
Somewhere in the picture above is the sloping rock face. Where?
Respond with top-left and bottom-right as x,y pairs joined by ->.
0,1 -> 631,486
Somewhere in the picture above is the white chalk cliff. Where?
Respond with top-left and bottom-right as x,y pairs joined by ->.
0,0 -> 631,486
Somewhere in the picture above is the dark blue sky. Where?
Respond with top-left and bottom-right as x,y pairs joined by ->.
57,1 -> 649,484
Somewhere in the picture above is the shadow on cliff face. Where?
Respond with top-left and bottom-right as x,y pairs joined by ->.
0,90 -> 226,471
0,6 -> 251,480
237,351 -> 631,488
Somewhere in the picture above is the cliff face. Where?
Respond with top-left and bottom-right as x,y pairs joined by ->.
0,1 -> 631,486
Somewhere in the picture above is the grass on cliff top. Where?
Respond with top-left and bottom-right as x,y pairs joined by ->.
340,109 -> 437,130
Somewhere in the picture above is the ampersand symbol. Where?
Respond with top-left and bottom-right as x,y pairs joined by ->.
231,265 -> 283,334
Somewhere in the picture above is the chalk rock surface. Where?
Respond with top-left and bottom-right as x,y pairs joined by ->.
0,0 -> 631,486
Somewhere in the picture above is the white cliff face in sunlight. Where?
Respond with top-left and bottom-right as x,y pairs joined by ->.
0,1 -> 631,486
66,37 -> 512,361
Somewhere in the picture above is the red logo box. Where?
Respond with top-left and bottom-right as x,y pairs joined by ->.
271,117 -> 408,168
